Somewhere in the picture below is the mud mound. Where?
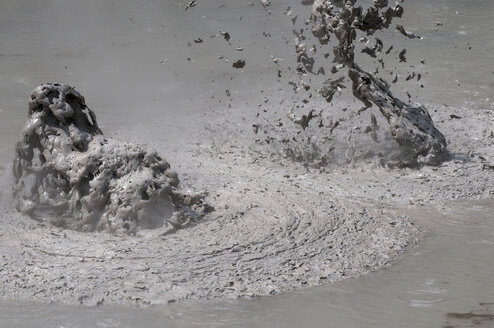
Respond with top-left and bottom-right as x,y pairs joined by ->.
13,83 -> 207,234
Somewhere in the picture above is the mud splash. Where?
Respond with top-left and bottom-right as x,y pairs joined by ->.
262,1 -> 447,168
13,83 -> 207,234
309,0 -> 447,166
0,84 -> 424,306
1,0 -> 493,309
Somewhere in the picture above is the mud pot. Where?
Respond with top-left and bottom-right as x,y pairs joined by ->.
0,0 -> 493,327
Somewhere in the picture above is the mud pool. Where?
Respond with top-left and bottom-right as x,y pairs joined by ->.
0,0 -> 494,327
2,199 -> 494,328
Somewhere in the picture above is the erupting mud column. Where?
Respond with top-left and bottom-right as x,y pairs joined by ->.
13,83 -> 206,234
311,0 -> 447,166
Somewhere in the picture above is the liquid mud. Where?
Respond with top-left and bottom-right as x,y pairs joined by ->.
13,83 -> 207,234
0,0 -> 493,327
1,199 -> 494,328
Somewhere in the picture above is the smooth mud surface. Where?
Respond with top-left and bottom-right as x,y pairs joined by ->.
0,0 -> 493,325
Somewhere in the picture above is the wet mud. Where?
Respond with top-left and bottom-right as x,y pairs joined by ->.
308,0 -> 446,166
13,83 -> 207,234
0,0 -> 493,309
2,94 -> 494,306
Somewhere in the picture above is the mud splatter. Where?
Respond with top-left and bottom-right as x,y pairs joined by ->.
13,83 -> 207,234
306,0 -> 446,166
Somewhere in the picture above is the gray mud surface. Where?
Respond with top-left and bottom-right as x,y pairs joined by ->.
1,0 -> 494,309
1,93 -> 494,305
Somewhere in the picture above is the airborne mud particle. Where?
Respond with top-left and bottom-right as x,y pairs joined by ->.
399,48 -> 407,62
13,83 -> 207,234
405,72 -> 415,81
219,30 -> 231,42
298,110 -> 317,129
294,34 -> 315,73
362,38 -> 383,58
318,76 -> 346,103
288,107 -> 317,129
185,0 -> 197,11
395,24 -> 419,39
232,59 -> 246,68
378,58 -> 385,68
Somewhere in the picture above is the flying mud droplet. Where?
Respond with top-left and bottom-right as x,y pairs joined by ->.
405,72 -> 416,81
318,76 -> 346,103
399,48 -> 407,62
185,0 -> 197,11
396,24 -> 420,39
261,0 -> 271,8
232,59 -> 246,68
361,38 -> 383,58
219,30 -> 231,42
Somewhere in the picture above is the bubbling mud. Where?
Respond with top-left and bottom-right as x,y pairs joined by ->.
13,83 -> 207,234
